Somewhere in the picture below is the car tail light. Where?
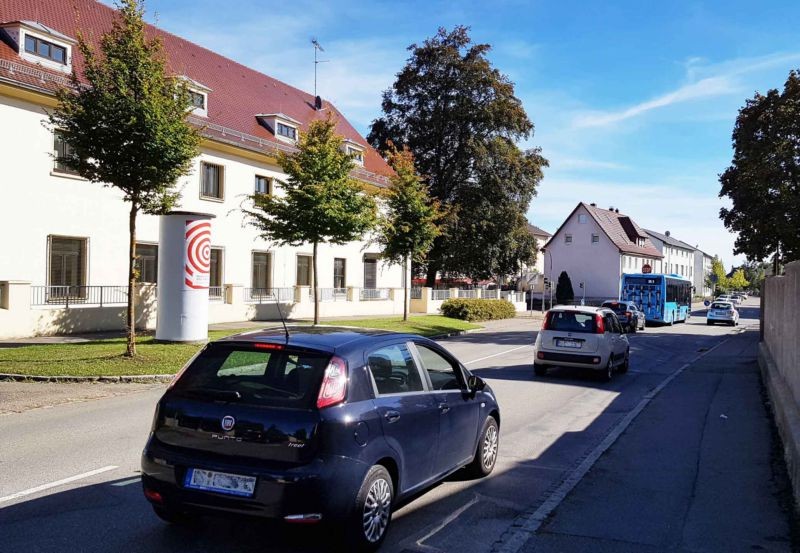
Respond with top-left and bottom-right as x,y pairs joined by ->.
595,314 -> 605,334
537,351 -> 545,359
143,488 -> 163,504
254,342 -> 284,351
317,356 -> 347,409
542,312 -> 550,330
625,311 -> 632,319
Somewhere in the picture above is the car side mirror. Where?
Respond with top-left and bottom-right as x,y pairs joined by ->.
467,375 -> 486,392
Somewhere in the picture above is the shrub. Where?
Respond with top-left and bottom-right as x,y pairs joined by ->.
440,298 -> 516,322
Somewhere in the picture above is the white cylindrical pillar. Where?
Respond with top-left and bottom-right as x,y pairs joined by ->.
156,211 -> 216,341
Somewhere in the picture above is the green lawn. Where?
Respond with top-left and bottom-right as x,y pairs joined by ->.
0,316 -> 479,377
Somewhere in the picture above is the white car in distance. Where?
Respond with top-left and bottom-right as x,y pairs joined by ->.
707,301 -> 739,326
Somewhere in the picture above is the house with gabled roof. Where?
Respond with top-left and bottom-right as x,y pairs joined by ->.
542,203 -> 664,302
0,0 -> 405,338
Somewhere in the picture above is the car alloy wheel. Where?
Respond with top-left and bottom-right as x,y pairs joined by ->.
362,477 -> 392,543
467,417 -> 500,477
482,423 -> 499,472
604,358 -> 613,381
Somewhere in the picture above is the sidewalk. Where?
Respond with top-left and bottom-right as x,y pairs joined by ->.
520,327 -> 796,552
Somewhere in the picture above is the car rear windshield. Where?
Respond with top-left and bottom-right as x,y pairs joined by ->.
171,343 -> 331,408
711,302 -> 732,310
547,311 -> 597,333
601,302 -> 629,315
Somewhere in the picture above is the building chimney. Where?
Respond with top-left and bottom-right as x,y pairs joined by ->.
615,208 -> 619,213
609,206 -> 614,211
590,202 -> 597,207
665,230 -> 671,237
314,95 -> 323,110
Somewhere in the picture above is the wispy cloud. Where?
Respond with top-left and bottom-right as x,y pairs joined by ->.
572,51 -> 800,129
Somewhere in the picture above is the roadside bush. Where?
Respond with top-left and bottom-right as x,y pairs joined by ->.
440,298 -> 516,322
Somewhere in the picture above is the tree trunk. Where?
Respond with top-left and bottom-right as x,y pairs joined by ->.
425,261 -> 438,288
312,240 -> 319,325
126,202 -> 138,357
403,255 -> 409,322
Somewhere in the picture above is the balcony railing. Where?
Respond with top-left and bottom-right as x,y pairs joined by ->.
360,288 -> 390,301
457,289 -> 478,299
483,288 -> 500,299
244,287 -> 295,303
319,288 -> 348,302
31,285 -> 129,307
208,286 -> 224,301
431,289 -> 450,301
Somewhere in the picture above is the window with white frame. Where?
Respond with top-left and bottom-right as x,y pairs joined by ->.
254,175 -> 272,195
591,233 -> 599,244
277,122 -> 297,141
209,248 -> 223,287
48,236 -> 87,288
565,234 -> 573,244
189,90 -> 206,111
334,258 -> 346,289
135,243 -> 158,283
578,214 -> 587,224
252,252 -> 271,290
24,34 -> 67,64
201,162 -> 224,199
296,255 -> 312,286
53,131 -> 79,175
347,146 -> 364,165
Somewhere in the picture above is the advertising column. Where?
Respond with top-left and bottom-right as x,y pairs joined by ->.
156,211 -> 216,341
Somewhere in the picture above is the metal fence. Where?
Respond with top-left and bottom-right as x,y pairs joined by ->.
244,287 -> 295,303
457,289 -> 478,299
483,289 -> 500,299
318,288 -> 348,302
208,286 -> 224,301
431,289 -> 450,301
360,288 -> 390,301
410,287 -> 422,300
30,285 -> 129,307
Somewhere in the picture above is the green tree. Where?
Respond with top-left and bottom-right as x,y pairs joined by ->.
244,117 -> 377,324
377,145 -> 442,321
555,271 -> 575,305
728,268 -> 750,291
719,69 -> 800,274
707,256 -> 730,295
368,26 -> 547,286
742,260 -> 768,290
48,0 -> 201,356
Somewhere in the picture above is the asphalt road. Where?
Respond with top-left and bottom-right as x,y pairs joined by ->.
0,300 -> 761,553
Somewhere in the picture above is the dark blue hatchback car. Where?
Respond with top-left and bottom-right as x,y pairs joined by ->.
141,326 -> 500,551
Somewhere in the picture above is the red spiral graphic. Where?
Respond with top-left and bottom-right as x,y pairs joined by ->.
185,221 -> 211,282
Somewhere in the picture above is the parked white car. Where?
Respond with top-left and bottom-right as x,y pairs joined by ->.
707,301 -> 739,326
534,306 -> 630,381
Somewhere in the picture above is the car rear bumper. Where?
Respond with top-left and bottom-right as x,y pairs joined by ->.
535,349 -> 606,369
707,314 -> 735,322
141,438 -> 367,521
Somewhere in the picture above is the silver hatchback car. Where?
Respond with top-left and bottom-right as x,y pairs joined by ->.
534,306 -> 630,381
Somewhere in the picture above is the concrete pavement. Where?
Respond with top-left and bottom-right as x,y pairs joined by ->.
517,326 -> 795,552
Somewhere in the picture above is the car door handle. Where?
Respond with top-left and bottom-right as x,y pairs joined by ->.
384,410 -> 401,423
439,403 -> 450,414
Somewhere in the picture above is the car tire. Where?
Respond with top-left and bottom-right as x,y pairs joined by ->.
629,323 -> 636,334
707,320 -> 713,326
534,363 -> 548,377
619,350 -> 630,374
467,417 -> 500,478
152,505 -> 193,525
345,465 -> 394,552
602,358 -> 613,382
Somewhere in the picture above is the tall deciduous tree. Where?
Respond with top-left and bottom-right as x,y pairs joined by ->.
719,70 -> 800,273
48,0 -> 200,356
377,145 -> 442,320
707,256 -> 729,294
368,26 -> 546,286
244,117 -> 377,324
728,268 -> 750,291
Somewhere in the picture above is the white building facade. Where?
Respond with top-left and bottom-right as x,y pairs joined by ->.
694,250 -> 714,297
644,230 -> 696,280
0,3 -> 407,338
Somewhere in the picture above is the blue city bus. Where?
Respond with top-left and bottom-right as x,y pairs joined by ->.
620,273 -> 692,325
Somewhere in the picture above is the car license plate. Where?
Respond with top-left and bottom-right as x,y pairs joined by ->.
184,468 -> 256,497
556,339 -> 581,349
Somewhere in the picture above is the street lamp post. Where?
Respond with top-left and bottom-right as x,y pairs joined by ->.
542,247 -> 554,311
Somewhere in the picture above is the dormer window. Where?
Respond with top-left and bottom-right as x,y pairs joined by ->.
343,139 -> 365,166
3,21 -> 75,74
277,122 -> 297,141
179,76 -> 211,118
256,113 -> 301,144
25,35 -> 66,64
189,90 -> 206,110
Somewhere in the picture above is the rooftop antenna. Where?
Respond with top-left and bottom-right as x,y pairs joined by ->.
311,38 -> 328,101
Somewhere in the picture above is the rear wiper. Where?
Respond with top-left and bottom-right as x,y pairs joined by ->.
181,388 -> 242,402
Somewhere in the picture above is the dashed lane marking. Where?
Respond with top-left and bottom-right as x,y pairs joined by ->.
0,465 -> 118,504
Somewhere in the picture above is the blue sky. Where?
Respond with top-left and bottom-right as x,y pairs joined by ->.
132,0 -> 800,268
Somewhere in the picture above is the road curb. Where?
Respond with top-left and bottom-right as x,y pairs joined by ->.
0,373 -> 174,383
492,332 -> 737,553
429,328 -> 482,340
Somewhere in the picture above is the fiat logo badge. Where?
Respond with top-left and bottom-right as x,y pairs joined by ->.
221,415 -> 235,431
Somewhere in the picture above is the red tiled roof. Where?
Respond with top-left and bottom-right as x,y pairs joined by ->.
0,0 -> 392,186
543,202 -> 663,258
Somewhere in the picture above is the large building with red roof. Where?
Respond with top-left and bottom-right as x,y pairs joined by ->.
0,0 -> 405,337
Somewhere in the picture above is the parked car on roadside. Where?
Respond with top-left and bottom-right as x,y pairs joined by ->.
707,301 -> 739,326
601,300 -> 646,333
534,306 -> 630,381
141,327 -> 500,552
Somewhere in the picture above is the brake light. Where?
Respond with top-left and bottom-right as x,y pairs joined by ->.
542,312 -> 550,330
595,314 -> 605,334
254,342 -> 284,351
625,311 -> 632,319
143,488 -> 163,504
317,356 -> 347,409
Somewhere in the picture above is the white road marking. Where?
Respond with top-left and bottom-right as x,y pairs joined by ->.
496,335 -> 735,553
110,477 -> 141,487
463,344 -> 531,366
0,465 -> 118,504
416,494 -> 481,549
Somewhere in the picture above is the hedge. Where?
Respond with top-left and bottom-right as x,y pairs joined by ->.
440,298 -> 517,322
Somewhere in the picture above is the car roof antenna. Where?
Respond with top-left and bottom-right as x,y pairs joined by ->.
272,293 -> 290,344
